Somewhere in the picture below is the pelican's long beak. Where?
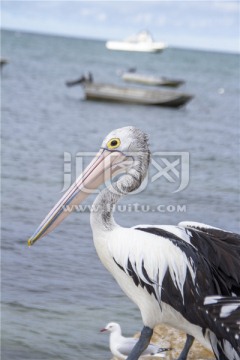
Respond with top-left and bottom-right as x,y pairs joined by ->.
28,149 -> 129,246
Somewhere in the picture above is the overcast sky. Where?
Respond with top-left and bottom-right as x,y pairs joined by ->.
1,1 -> 240,53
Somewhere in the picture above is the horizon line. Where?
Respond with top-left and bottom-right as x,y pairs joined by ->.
1,27 -> 239,56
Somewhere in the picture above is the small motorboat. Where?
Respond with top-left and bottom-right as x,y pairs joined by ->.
122,72 -> 185,88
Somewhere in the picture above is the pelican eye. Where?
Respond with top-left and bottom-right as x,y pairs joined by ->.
107,138 -> 121,150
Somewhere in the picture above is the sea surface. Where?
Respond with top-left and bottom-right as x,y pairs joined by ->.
1,30 -> 240,360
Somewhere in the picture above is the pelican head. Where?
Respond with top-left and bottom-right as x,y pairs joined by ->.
28,126 -> 150,246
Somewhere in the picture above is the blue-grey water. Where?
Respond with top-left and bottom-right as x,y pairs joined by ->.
1,29 -> 240,360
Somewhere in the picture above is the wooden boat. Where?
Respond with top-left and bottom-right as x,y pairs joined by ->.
83,82 -> 193,108
106,30 -> 166,53
122,72 -> 185,87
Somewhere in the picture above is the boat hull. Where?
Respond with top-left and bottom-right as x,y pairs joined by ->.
106,41 -> 166,53
83,83 -> 193,108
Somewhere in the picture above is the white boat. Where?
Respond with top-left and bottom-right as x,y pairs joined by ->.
122,72 -> 185,87
106,31 -> 166,53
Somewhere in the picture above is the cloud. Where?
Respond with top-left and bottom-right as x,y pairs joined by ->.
133,13 -> 153,25
97,12 -> 107,22
79,6 -> 107,22
213,1 -> 239,13
156,15 -> 167,27
80,8 -> 93,17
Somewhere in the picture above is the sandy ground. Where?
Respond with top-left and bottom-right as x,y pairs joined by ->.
111,324 -> 214,360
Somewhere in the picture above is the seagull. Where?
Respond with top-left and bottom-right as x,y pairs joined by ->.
28,126 -> 240,360
100,322 -> 171,359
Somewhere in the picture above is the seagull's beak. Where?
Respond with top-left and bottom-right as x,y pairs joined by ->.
100,328 -> 107,332
28,148 -> 130,246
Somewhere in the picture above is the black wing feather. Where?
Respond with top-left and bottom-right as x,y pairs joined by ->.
135,226 -> 240,343
201,296 -> 240,352
181,225 -> 240,291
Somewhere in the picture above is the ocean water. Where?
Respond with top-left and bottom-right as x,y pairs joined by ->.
1,30 -> 240,360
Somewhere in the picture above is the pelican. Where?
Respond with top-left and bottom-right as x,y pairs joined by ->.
28,126 -> 240,360
100,322 -> 171,359
201,296 -> 240,356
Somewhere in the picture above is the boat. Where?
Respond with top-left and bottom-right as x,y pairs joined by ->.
122,72 -> 185,88
82,82 -> 193,108
0,58 -> 8,68
106,30 -> 166,53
